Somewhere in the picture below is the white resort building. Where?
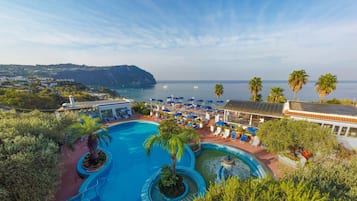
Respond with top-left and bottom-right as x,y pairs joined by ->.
223,100 -> 357,150
57,95 -> 132,121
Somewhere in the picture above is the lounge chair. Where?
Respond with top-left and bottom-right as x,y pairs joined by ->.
231,131 -> 237,140
251,136 -> 260,147
222,128 -> 230,139
214,127 -> 222,136
210,125 -> 215,133
240,134 -> 248,143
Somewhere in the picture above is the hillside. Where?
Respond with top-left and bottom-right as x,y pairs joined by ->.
0,64 -> 156,88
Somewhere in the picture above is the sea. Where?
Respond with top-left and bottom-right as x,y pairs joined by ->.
115,80 -> 357,103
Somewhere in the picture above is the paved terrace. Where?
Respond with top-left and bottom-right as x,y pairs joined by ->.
54,115 -> 281,201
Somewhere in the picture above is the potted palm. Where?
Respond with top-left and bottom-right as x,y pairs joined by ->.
67,115 -> 111,171
144,119 -> 200,198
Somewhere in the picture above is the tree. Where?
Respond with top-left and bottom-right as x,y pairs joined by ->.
288,70 -> 309,100
0,110 -> 76,201
248,77 -> 262,102
144,119 -> 199,176
67,115 -> 111,164
267,86 -> 287,103
315,73 -> 338,103
193,176 -> 329,201
214,83 -> 224,99
144,119 -> 199,197
289,156 -> 357,201
257,118 -> 337,158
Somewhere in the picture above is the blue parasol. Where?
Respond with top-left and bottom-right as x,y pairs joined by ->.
188,98 -> 195,102
187,115 -> 198,119
174,112 -> 182,116
215,121 -> 227,127
203,105 -> 212,110
247,127 -> 258,135
162,109 -> 170,112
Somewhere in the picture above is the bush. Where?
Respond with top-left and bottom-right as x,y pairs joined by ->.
82,150 -> 107,170
0,110 -> 75,201
132,102 -> 150,115
158,165 -> 185,198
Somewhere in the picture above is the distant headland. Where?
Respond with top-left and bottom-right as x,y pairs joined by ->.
0,63 -> 156,88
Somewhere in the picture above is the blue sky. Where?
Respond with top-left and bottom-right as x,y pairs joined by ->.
0,0 -> 356,80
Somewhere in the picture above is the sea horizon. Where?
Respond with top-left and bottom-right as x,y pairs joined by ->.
157,80 -> 357,83
115,80 -> 357,103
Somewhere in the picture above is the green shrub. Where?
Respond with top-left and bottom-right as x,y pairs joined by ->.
132,102 -> 150,115
158,165 -> 185,198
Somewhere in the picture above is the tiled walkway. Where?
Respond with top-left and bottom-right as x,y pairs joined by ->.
54,115 -> 281,201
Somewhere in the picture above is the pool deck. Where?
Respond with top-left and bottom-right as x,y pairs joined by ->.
54,115 -> 281,201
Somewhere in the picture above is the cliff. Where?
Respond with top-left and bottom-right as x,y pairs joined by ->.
0,64 -> 156,88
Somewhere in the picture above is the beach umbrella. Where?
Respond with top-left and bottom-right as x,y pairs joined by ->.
216,100 -> 224,104
166,100 -> 175,104
247,127 -> 258,135
196,99 -> 204,103
174,112 -> 182,116
187,115 -> 198,119
203,105 -> 212,110
215,121 -> 227,127
156,99 -> 163,103
183,103 -> 192,107
162,109 -> 170,112
178,96 -> 185,100
206,100 -> 213,104
188,98 -> 195,102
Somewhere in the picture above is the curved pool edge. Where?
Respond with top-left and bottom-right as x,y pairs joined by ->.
141,166 -> 206,201
200,142 -> 270,178
77,149 -> 113,193
77,120 -> 159,193
107,119 -> 159,128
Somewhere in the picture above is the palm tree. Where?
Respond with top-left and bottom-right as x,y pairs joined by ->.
288,70 -> 309,100
67,115 -> 111,164
249,77 -> 263,102
144,119 -> 199,176
315,73 -> 338,103
267,86 -> 287,103
214,83 -> 224,99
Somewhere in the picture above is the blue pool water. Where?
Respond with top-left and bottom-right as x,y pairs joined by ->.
84,121 -> 193,201
76,121 -> 268,201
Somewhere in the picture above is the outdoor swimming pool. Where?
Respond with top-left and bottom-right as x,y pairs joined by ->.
75,121 -> 268,201
77,121 -> 194,201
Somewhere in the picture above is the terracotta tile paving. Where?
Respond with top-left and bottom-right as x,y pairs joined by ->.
54,115 -> 281,201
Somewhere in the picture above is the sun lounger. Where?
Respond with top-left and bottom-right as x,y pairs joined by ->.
210,125 -> 215,133
251,136 -> 260,147
222,128 -> 230,139
214,127 -> 222,136
240,134 -> 248,143
231,131 -> 237,140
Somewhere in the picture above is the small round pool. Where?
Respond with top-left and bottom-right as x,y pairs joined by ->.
196,143 -> 268,184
